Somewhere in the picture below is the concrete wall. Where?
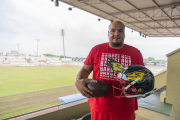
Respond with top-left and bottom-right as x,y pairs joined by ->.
154,69 -> 167,90
166,48 -> 180,120
26,100 -> 90,120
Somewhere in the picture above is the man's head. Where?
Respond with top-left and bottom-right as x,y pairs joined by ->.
108,21 -> 125,48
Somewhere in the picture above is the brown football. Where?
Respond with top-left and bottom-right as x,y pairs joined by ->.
86,79 -> 109,97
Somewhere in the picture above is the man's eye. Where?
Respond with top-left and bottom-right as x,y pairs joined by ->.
119,30 -> 124,32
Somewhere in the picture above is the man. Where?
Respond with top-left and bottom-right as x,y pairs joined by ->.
75,21 -> 144,120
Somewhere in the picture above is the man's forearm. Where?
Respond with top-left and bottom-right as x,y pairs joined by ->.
76,67 -> 91,81
75,66 -> 93,98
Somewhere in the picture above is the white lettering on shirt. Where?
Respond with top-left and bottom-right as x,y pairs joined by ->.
99,53 -> 131,79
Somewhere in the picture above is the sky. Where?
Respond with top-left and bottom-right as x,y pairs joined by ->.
0,0 -> 180,60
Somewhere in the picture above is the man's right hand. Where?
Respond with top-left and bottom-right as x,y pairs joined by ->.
75,79 -> 93,98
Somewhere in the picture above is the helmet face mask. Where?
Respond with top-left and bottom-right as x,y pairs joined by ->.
112,65 -> 155,98
113,78 -> 138,98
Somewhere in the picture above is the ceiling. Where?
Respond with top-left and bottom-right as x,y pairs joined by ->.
58,0 -> 180,37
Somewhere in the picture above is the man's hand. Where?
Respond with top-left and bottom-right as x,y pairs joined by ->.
76,78 -> 93,98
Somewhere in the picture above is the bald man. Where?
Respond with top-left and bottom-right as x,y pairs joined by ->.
76,21 -> 144,120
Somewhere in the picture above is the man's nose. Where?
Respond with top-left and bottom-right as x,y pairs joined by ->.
114,30 -> 120,35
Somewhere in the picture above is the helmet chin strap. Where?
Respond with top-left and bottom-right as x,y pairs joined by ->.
125,88 -> 156,98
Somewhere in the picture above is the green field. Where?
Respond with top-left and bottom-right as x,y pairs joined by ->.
0,65 -> 88,119
0,65 -> 83,96
0,85 -> 80,119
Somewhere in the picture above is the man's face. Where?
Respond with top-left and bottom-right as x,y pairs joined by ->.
108,22 -> 125,48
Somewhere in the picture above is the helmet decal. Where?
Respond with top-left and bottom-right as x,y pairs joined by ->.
126,72 -> 146,81
105,58 -> 125,73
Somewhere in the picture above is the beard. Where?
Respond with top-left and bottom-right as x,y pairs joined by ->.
108,35 -> 125,48
111,42 -> 122,47
110,40 -> 124,48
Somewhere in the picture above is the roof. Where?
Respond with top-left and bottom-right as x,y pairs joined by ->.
58,0 -> 180,37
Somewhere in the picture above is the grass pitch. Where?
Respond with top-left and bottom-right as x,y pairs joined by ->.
0,85 -> 80,119
0,65 -> 87,119
0,65 -> 83,96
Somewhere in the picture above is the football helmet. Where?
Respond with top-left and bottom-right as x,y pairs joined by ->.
112,65 -> 155,98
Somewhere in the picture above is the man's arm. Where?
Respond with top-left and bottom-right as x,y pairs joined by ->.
75,64 -> 93,98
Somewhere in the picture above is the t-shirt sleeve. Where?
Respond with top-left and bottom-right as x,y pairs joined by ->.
137,50 -> 145,66
84,48 -> 94,65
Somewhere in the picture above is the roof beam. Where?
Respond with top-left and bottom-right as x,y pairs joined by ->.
109,2 -> 180,15
128,18 -> 180,23
124,0 -> 176,36
99,0 -> 162,35
123,0 -> 172,36
73,0 -> 159,35
151,0 -> 180,28
74,0 -> 180,11
141,27 -> 180,29
67,0 -> 125,22
152,0 -> 172,20
147,34 -> 180,35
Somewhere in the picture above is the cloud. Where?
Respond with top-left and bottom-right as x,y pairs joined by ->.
0,0 -> 179,60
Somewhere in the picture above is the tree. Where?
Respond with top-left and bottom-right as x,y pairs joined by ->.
148,57 -> 155,61
60,55 -> 64,58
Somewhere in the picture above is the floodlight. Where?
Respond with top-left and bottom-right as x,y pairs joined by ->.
36,39 -> 40,57
17,44 -> 20,53
68,7 -> 72,11
55,0 -> 59,7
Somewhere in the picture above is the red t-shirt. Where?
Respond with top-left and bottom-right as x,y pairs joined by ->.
84,42 -> 144,115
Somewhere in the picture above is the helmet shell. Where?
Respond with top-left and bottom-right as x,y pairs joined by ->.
113,65 -> 155,98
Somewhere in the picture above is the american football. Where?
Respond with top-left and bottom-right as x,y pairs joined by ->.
86,79 -> 109,97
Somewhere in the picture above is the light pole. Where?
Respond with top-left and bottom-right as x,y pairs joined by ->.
60,29 -> 65,58
17,44 -> 20,53
36,39 -> 40,57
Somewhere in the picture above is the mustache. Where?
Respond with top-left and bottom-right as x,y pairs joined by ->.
113,36 -> 120,39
